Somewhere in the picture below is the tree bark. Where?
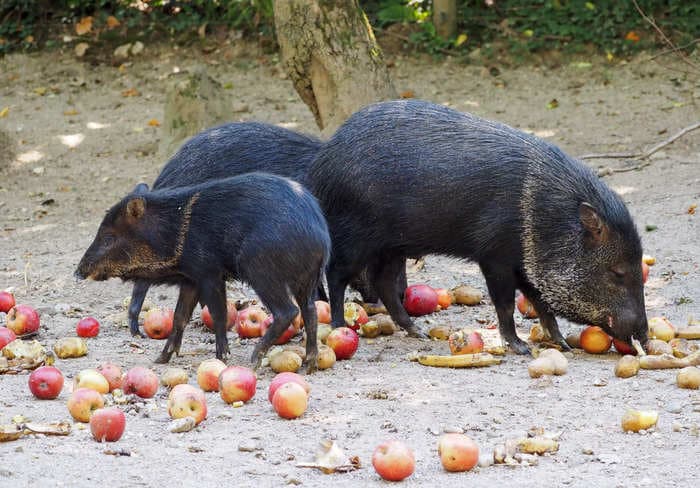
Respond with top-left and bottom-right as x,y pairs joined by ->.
433,0 -> 457,39
273,0 -> 397,133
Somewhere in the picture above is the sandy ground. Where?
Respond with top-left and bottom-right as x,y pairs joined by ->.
1,41 -> 699,487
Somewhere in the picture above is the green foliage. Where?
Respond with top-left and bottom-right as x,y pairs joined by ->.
0,0 -> 275,54
364,0 -> 700,58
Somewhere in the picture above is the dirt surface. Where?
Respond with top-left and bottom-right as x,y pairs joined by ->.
1,43 -> 699,487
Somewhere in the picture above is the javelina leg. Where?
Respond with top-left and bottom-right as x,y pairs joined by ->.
480,263 -> 530,354
373,255 -> 427,338
327,260 -> 353,329
517,280 -> 571,350
155,283 -> 199,363
298,299 -> 318,374
251,298 -> 298,370
127,280 -> 149,338
199,281 -> 230,361
350,268 -> 380,304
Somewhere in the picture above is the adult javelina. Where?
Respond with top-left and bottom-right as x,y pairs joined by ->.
76,173 -> 330,370
309,99 -> 648,352
125,122 -> 384,337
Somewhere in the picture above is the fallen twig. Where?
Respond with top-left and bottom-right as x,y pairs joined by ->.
580,121 -> 700,165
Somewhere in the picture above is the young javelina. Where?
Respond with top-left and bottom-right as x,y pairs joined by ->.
308,99 -> 648,353
76,173 -> 330,370
125,122 -> 387,337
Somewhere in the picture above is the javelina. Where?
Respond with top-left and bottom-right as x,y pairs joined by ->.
76,173 -> 330,370
126,122 -> 388,337
308,99 -> 648,352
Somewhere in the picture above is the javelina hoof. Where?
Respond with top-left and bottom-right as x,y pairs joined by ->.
130,328 -> 146,339
154,351 -> 174,364
508,338 -> 531,355
215,341 -> 230,361
305,353 -> 318,374
404,326 -> 429,339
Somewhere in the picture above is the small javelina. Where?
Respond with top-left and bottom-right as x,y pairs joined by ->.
309,99 -> 648,353
125,122 -> 385,337
76,173 -> 330,370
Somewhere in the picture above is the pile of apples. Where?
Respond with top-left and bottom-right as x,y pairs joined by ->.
371,433 -> 480,481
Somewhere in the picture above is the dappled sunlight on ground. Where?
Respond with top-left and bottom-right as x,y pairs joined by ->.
57,133 -> 85,148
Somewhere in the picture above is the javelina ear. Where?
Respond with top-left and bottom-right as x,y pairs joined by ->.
132,183 -> 149,194
126,197 -> 146,220
579,202 -> 608,247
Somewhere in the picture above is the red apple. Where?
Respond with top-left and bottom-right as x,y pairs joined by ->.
196,358 -> 227,392
438,433 -> 479,472
372,440 -> 415,481
516,293 -> 538,318
448,329 -> 485,355
0,327 -> 16,350
648,316 -> 675,342
90,407 -> 126,442
271,381 -> 308,419
434,288 -> 453,310
580,325 -> 612,354
642,261 -> 650,284
73,368 -> 110,394
76,317 -> 100,338
122,366 -> 159,398
260,314 -> 300,345
235,305 -> 268,338
326,327 -> 359,360
0,291 -> 15,313
67,387 -> 105,422
343,302 -> 369,330
201,301 -> 238,331
143,308 -> 174,339
168,384 -> 207,425
28,366 -> 64,400
219,366 -> 257,404
5,304 -> 40,335
315,300 -> 331,324
268,372 -> 311,402
612,338 -> 637,356
97,363 -> 123,392
403,284 -> 439,316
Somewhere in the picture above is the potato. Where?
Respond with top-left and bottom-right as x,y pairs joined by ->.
428,326 -> 451,340
269,350 -> 302,373
621,409 -> 658,432
669,338 -> 698,358
529,324 -> 549,343
518,437 -> 559,454
160,367 -> 189,387
360,320 -> 381,338
538,348 -> 568,375
676,366 -> 700,389
53,337 -> 88,359
565,332 -> 581,349
646,339 -> 673,356
451,285 -> 483,305
373,314 -> 396,335
676,326 -> 700,340
317,323 -> 333,344
283,344 -> 307,361
614,355 -> 640,378
2,339 -> 45,360
317,344 -> 336,370
528,357 -> 556,378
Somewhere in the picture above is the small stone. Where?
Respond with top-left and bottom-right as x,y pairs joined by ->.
665,401 -> 683,414
478,453 -> 494,467
169,417 -> 196,433
114,43 -> 132,58
672,422 -> 683,432
443,426 -> 464,434
582,447 -> 594,455
131,41 -> 144,55
32,166 -> 45,175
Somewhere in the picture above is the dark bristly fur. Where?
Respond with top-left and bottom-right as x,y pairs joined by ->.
308,99 -> 648,352
76,173 -> 331,371
125,122 -> 384,338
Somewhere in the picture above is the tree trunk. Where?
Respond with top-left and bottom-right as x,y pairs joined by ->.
273,0 -> 397,133
433,0 -> 457,39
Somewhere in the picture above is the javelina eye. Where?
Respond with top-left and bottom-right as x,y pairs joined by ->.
102,235 -> 115,247
609,267 -> 626,283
